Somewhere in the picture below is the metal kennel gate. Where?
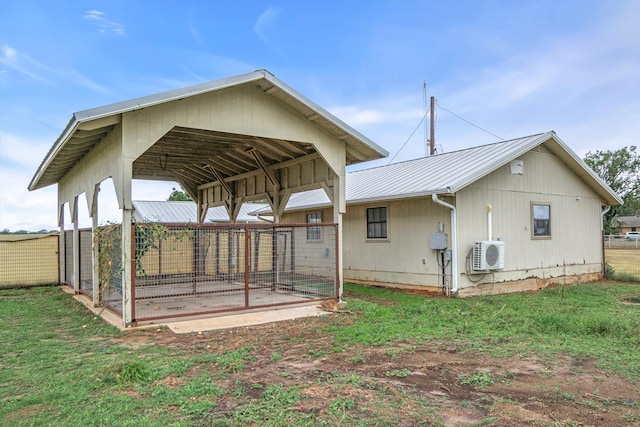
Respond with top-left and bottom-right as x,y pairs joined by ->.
89,222 -> 338,322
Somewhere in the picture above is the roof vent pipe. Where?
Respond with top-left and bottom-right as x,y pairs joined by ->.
432,193 -> 458,293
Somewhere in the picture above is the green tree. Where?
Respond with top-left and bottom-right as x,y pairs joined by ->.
584,146 -> 640,234
167,187 -> 192,201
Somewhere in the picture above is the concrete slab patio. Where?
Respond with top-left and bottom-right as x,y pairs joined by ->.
164,305 -> 328,334
65,287 -> 329,334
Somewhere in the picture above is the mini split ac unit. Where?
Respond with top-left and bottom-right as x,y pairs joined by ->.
472,241 -> 505,271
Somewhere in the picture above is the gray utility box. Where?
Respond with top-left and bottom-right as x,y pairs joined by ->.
429,232 -> 448,250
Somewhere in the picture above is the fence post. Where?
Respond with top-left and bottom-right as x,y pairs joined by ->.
244,225 -> 250,307
59,211 -> 65,285
92,218 -> 100,306
121,211 -> 133,326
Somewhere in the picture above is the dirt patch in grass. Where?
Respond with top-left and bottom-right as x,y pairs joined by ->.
109,314 -> 640,426
2,404 -> 48,424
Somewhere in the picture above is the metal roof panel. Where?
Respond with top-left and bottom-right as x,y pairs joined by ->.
262,131 -> 621,212
132,201 -> 268,223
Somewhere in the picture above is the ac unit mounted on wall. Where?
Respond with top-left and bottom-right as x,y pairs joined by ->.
472,241 -> 505,271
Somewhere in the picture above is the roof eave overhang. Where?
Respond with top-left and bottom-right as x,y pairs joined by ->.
28,116 -> 81,191
260,72 -> 389,163
29,69 -> 388,192
445,132 -> 623,206
543,134 -> 623,206
266,189 -> 455,214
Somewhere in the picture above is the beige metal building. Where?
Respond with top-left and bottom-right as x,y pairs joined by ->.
273,132 -> 622,296
28,70 -> 387,325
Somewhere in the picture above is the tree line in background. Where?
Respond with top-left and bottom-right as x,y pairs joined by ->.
0,229 -> 57,234
584,145 -> 640,235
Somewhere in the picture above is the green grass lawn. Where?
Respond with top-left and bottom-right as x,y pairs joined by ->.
605,248 -> 640,281
336,282 -> 640,375
1,282 -> 638,426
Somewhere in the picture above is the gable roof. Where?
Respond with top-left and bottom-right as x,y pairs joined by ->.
132,201 -> 268,223
266,131 -> 622,212
29,69 -> 388,191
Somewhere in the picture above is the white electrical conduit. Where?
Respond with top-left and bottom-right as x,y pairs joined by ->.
601,206 -> 610,231
487,204 -> 492,241
432,193 -> 458,294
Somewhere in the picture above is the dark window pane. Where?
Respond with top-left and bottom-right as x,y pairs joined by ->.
366,207 -> 387,239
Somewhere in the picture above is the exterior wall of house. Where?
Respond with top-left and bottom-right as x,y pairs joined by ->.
282,145 -> 606,295
282,199 -> 453,288
455,145 -> 604,293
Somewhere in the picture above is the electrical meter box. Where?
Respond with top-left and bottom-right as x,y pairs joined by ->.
429,232 -> 448,250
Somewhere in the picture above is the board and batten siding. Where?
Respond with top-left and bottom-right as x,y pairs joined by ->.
283,144 -> 606,295
282,198 -> 452,288
456,145 -> 603,292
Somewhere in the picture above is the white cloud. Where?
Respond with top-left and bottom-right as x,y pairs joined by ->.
0,134 -> 181,231
0,132 -> 52,169
0,43 -> 50,82
84,10 -> 126,36
254,7 -> 284,55
1,45 -> 17,61
68,70 -> 110,94
0,43 -> 110,94
332,5 -> 640,161
0,164 -> 58,231
188,23 -> 205,48
329,105 -> 423,128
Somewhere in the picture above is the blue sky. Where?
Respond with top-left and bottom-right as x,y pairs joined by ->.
1,0 -> 638,231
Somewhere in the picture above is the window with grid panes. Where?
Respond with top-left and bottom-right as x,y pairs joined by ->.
306,212 -> 321,240
366,207 -> 387,239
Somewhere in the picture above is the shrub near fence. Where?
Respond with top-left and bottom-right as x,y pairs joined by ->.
0,234 -> 59,288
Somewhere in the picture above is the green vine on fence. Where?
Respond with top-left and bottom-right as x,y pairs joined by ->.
93,222 -> 122,303
134,221 -> 170,277
94,221 -> 194,301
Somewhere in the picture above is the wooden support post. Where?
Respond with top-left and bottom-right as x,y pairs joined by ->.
59,206 -> 66,285
91,199 -> 100,306
333,176 -> 345,300
72,196 -> 80,293
122,209 -> 133,326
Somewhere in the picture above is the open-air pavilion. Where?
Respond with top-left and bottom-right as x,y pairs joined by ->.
28,70 -> 387,326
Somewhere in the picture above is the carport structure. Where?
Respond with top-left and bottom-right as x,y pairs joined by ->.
29,70 -> 387,326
